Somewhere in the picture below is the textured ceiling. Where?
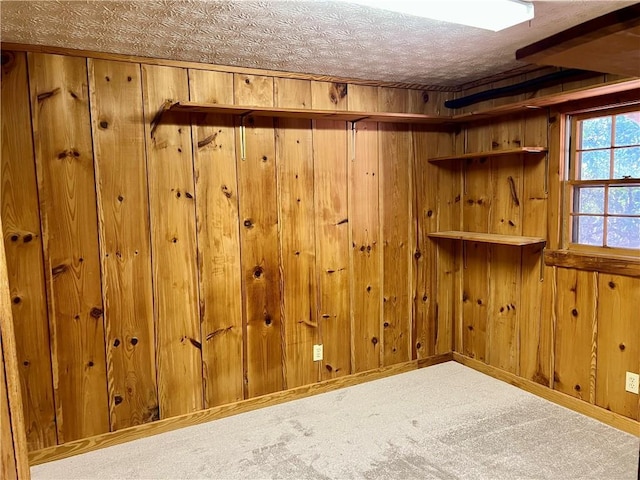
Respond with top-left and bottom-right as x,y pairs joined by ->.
0,0 -> 635,87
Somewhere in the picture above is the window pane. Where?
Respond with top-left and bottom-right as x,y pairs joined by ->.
580,116 -> 611,150
575,187 -> 604,214
607,217 -> 640,249
579,150 -> 610,180
614,112 -> 640,147
609,187 -> 640,215
613,146 -> 640,179
574,215 -> 604,246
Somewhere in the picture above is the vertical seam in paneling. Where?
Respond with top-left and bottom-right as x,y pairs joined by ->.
378,122 -> 384,368
234,116 -> 249,401
590,271 -> 599,404
274,118 -> 287,391
309,120 -> 320,383
186,68 -> 207,411
408,127 -> 416,360
273,119 -> 286,393
85,57 -> 115,432
139,64 -> 162,418
347,121 -> 356,375
24,51 -> 60,446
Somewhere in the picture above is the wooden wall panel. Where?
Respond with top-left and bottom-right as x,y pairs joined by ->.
274,78 -> 311,109
379,123 -> 412,365
1,209 -> 30,478
412,130 -> 453,358
350,121 -> 381,372
28,53 -> 110,442
311,81 -> 348,110
596,275 -> 639,420
141,64 -> 203,418
520,112 -> 550,385
435,158 -> 461,354
276,118 -> 318,388
1,52 -> 56,449
1,335 -> 18,480
188,69 -> 244,408
554,268 -> 597,401
237,114 -> 283,397
486,118 -> 524,374
314,121 -> 351,379
348,85 -> 378,112
89,59 -> 158,430
234,74 -> 274,107
275,75 -> 318,388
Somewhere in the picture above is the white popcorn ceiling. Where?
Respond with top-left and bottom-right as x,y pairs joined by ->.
0,0 -> 634,87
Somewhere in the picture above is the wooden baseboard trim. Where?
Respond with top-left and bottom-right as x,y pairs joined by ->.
452,353 -> 639,436
29,353 -> 453,465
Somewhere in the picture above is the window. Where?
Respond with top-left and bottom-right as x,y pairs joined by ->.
566,105 -> 640,254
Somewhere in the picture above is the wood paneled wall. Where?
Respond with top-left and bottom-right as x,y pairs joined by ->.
1,50 -> 455,452
445,105 -> 640,423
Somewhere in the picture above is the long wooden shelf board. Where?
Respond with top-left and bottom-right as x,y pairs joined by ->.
428,231 -> 546,246
170,102 -> 450,125
429,146 -> 547,163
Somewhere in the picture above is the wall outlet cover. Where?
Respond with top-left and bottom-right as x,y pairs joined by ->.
625,371 -> 639,394
313,344 -> 323,362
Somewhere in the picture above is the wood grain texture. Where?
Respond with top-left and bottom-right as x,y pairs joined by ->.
435,157 -> 461,354
379,123 -> 413,365
311,81 -> 348,110
412,130 -> 453,358
28,52 -> 110,442
1,335 -> 19,480
236,114 -> 283,397
234,74 -> 274,107
544,250 -> 640,278
89,59 -> 158,431
275,117 -> 318,388
1,211 -> 31,478
274,78 -> 312,109
378,87 -> 408,113
1,51 -> 56,450
188,69 -> 244,408
314,121 -> 351,380
596,275 -> 639,420
486,120 -> 524,374
520,112 -> 549,385
141,64 -> 203,418
554,268 -> 597,401
348,85 -> 378,112
350,121 -> 381,372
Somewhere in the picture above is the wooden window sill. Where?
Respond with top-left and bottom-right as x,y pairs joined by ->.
544,249 -> 640,278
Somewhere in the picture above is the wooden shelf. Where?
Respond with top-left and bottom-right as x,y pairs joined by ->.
165,79 -> 639,129
428,231 -> 546,246
429,147 -> 547,163
169,102 -> 449,125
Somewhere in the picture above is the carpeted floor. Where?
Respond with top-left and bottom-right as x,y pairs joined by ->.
32,362 -> 639,479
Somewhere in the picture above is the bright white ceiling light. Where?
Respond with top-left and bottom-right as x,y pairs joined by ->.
343,0 -> 534,32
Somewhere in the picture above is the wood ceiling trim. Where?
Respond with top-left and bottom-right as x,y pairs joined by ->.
0,42 -> 460,92
515,4 -> 640,75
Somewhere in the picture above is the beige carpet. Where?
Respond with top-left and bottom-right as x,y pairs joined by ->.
32,362 -> 639,480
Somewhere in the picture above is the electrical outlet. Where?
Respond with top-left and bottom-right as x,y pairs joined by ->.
313,344 -> 323,362
625,372 -> 639,394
